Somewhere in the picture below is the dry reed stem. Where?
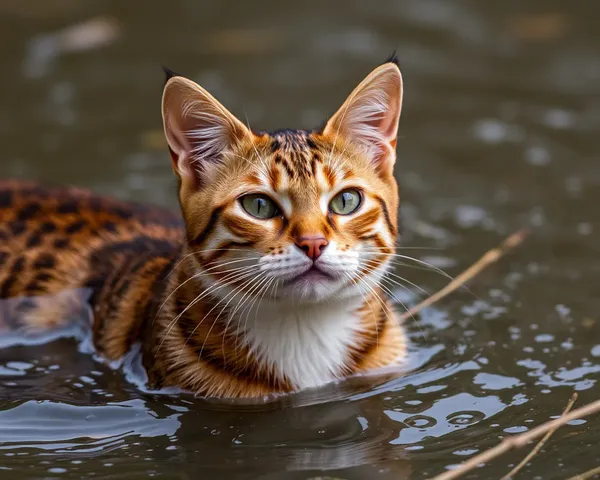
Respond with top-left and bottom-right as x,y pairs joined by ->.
428,397 -> 600,480
500,393 -> 578,479
399,229 -> 529,321
565,465 -> 600,480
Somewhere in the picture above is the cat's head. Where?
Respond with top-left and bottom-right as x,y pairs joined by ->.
161,60 -> 402,303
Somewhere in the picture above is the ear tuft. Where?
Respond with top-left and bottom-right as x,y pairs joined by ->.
385,51 -> 399,67
162,66 -> 181,85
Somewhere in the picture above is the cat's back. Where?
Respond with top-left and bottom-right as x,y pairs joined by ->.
0,179 -> 184,304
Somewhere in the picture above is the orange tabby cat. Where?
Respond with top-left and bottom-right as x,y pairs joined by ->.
0,58 -> 406,398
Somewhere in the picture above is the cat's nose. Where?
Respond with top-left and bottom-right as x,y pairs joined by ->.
295,236 -> 329,260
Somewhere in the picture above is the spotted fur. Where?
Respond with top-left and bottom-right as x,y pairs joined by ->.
0,60 -> 406,398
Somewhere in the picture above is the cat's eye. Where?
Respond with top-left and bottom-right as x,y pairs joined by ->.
329,189 -> 362,215
240,194 -> 279,219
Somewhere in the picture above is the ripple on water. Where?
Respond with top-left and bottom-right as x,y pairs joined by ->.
0,399 -> 181,451
387,393 -> 504,444
0,275 -> 598,479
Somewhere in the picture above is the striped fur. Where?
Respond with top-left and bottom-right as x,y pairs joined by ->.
0,60 -> 406,398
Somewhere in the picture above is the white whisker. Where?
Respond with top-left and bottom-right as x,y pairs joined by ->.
157,267 -> 259,354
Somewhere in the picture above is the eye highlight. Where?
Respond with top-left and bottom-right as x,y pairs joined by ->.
329,189 -> 362,215
240,194 -> 279,219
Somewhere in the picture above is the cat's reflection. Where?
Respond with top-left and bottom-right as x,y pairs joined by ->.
150,375 -> 412,479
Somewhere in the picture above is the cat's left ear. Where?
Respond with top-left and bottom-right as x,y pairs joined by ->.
162,75 -> 252,190
322,61 -> 403,176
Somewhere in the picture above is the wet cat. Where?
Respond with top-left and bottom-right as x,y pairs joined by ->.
0,58 -> 406,398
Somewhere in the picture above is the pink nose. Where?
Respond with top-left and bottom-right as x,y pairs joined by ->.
295,236 -> 329,260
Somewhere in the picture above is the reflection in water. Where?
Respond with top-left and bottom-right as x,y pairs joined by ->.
0,285 -> 577,479
0,289 -> 463,477
0,279 -> 598,478
0,252 -> 598,478
1,0 -> 600,478
0,399 -> 181,448
387,393 -> 504,444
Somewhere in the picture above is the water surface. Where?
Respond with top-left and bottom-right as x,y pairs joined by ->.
1,1 -> 600,478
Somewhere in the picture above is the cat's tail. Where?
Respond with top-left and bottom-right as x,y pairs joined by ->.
0,288 -> 93,346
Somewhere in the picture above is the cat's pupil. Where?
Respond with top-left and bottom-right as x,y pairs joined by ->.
241,194 -> 277,219
256,198 -> 266,214
341,192 -> 351,208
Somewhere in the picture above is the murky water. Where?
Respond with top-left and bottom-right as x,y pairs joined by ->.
1,0 -> 600,478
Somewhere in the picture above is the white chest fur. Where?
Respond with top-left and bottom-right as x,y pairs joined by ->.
234,298 -> 365,390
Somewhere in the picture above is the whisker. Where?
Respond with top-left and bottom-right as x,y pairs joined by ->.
353,277 -> 394,348
165,248 -> 260,278
242,276 -> 278,370
196,271 -> 267,363
365,252 -> 455,281
153,258 -> 258,324
361,258 -> 429,296
342,271 -> 379,348
361,268 -> 428,341
160,267 -> 259,343
174,269 -> 263,361
157,267 -> 259,354
234,275 -> 277,358
223,273 -> 273,359
350,266 -> 396,328
363,246 -> 443,251
384,260 -> 459,277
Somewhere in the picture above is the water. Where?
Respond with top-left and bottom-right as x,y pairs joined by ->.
1,0 -> 600,478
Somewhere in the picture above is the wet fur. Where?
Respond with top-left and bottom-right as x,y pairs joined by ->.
0,60 -> 406,398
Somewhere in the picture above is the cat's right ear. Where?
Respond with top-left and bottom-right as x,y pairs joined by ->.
161,75 -> 251,189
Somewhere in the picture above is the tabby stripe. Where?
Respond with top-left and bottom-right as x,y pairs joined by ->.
189,207 -> 223,247
349,304 -> 388,370
347,207 -> 380,236
176,311 -> 290,391
374,196 -> 396,236
133,257 -> 177,349
268,165 -> 281,191
202,241 -> 255,264
360,233 -> 389,251
311,154 -> 319,177
0,256 -> 25,298
322,164 -> 336,188
281,158 -> 296,179
277,216 -> 289,237
326,213 -> 340,234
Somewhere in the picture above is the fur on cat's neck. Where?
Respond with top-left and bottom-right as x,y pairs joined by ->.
145,259 -> 406,397
230,295 -> 367,390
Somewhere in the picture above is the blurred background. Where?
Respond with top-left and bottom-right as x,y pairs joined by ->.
1,1 -> 600,479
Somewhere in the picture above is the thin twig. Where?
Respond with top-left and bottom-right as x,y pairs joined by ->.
565,465 -> 600,480
501,393 -> 578,479
399,229 -> 529,321
428,398 -> 600,480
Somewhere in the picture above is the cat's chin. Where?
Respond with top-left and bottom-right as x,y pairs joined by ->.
276,270 -> 349,303
283,267 -> 332,285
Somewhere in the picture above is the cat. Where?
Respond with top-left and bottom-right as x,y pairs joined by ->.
0,57 -> 406,398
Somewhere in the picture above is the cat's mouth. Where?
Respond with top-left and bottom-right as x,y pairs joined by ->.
284,265 -> 334,285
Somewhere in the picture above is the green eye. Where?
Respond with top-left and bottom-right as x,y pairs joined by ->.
329,189 -> 362,215
240,194 -> 279,219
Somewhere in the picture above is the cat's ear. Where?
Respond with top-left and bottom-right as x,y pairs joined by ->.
322,61 -> 403,176
162,75 -> 251,189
